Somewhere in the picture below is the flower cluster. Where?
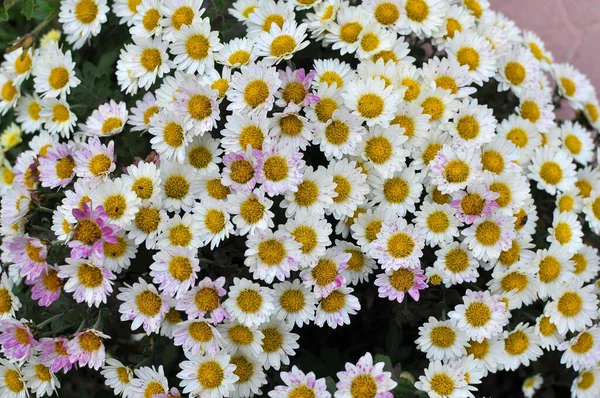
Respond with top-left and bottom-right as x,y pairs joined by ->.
1,0 -> 600,397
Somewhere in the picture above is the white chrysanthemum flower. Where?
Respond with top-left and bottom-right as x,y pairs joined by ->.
149,246 -> 200,298
255,19 -> 309,65
90,177 -> 141,229
326,159 -> 369,220
159,0 -> 204,41
130,0 -> 163,37
492,322 -> 543,371
58,258 -> 115,307
371,166 -> 423,217
449,289 -> 509,343
334,352 -> 397,397
516,90 -> 555,132
227,188 -> 275,236
160,161 -> 200,212
257,319 -> 299,370
485,172 -> 530,211
229,353 -> 267,398
83,100 -> 128,137
14,93 -> 43,133
325,5 -> 371,55
280,165 -> 336,219
284,214 -> 331,269
102,231 -> 137,274
192,198 -> 234,250
244,228 -> 302,283
559,326 -> 600,372
571,244 -> 600,284
301,247 -> 349,298
535,314 -> 564,351
488,264 -> 540,309
227,60 -> 281,115
173,319 -> 225,356
178,351 -> 238,398
496,46 -> 540,95
127,198 -> 165,250
223,278 -> 274,327
433,241 -> 479,287
305,82 -> 346,124
389,101 -> 430,150
556,188 -> 584,214
560,121 -> 595,165
411,131 -> 452,173
431,4 -> 475,50
544,281 -> 599,334
120,36 -> 172,91
355,22 -> 396,59
350,207 -> 396,250
445,98 -> 497,147
314,286 -> 360,328
0,358 -> 27,397
446,31 -> 496,86
0,274 -> 21,320
169,18 -> 223,74
117,277 -> 169,334
100,358 -> 133,398
255,140 -> 305,196
528,147 -> 577,195
552,63 -> 594,108
58,0 -> 109,49
246,0 -> 295,37
398,0 -> 447,38
313,109 -> 364,160
415,359 -> 471,398
343,77 -> 399,127
336,239 -> 377,285
228,0 -> 259,22
547,211 -> 583,255
312,58 -> 356,89
157,211 -> 202,251
369,218 -> 425,271
130,365 -> 169,398
462,210 -> 515,262
216,37 -> 257,69
415,202 -> 461,247
39,97 -> 77,138
417,317 -> 468,361
272,279 -> 318,327
357,125 -> 408,178
219,321 -> 264,357
428,143 -> 482,194
479,135 -> 521,177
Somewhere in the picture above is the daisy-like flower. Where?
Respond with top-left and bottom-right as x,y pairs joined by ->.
556,188 -> 584,214
560,121 -> 595,165
0,73 -> 19,116
245,228 -> 302,283
224,278 -> 274,327
398,0 -> 447,37
544,280 -> 599,334
450,183 -> 498,224
90,177 -> 141,229
246,0 -> 295,37
173,319 -> 224,356
228,188 -> 275,236
174,82 -> 221,136
117,277 -> 169,334
6,236 -> 48,282
335,352 -> 396,397
428,143 -> 482,194
416,317 -> 467,361
149,109 -> 192,163
222,112 -> 269,153
157,211 -> 202,251
22,358 -> 61,397
38,143 -> 76,188
68,202 -> 119,259
446,31 -> 496,86
449,290 -> 509,342
39,97 -> 78,138
58,0 -> 109,49
73,136 -> 116,186
219,321 -> 264,357
169,18 -> 222,74
15,93 -> 43,133
485,173 -> 530,211
38,337 -> 72,374
257,319 -> 299,370
228,0 -> 260,23
492,322 -> 543,371
192,198 -> 234,249
269,365 -> 330,398
177,351 -> 238,398
559,326 -> 600,372
445,98 -> 497,147
355,22 -> 396,59
528,147 -> 577,195
128,92 -> 159,132
256,20 -> 309,65
571,367 -> 600,398
357,124 -> 408,178
229,353 -> 267,398
227,60 -> 281,115
130,0 -> 162,38
0,358 -> 27,397
27,266 -> 63,307
462,210 -> 515,262
221,151 -> 259,193
0,274 -> 21,319
58,257 -> 116,307
83,100 -> 128,137
415,359 -> 471,398
127,198 -> 166,250
336,240 -> 377,285
326,159 -> 369,220
325,5 -> 370,55
159,0 -> 204,40
123,161 -> 162,203
576,167 -> 600,199
388,101 -> 430,150
371,166 -> 423,217
433,241 -> 479,287
343,77 -> 399,127
301,247 -> 349,298
176,276 -> 228,324
312,58 -> 355,89
314,286 -> 360,328
488,264 -> 540,309
119,36 -> 172,91
369,218 -> 425,270
496,115 -> 540,165
313,109 -> 364,160
280,165 -> 336,218
276,67 -> 319,108
101,358 -> 133,398
535,314 -> 564,351
255,140 -> 305,196
496,46 -> 540,94
32,42 -> 80,98
216,37 -> 257,68
160,161 -> 201,211
431,4 -> 476,48
375,266 -> 427,304
183,134 -> 222,175
0,320 -> 36,361
3,47 -> 34,84
67,328 -> 109,370
304,0 -> 340,41
572,244 -> 600,284
417,88 -> 461,127
130,365 -> 169,398
479,136 -> 521,177
547,211 -> 583,254
552,63 -> 594,107
582,99 -> 600,131
516,90 -> 555,132
272,279 -> 317,327
284,214 -> 332,268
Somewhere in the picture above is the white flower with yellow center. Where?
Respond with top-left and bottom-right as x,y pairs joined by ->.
492,322 -> 542,371
544,281 -> 599,334
496,47 -> 540,95
159,0 -> 204,41
173,81 -> 221,136
516,90 -> 555,132
428,143 -> 482,194
219,321 -> 264,357
112,0 -> 142,25
39,29 -> 62,49
488,263 -> 540,309
157,211 -> 202,251
398,0 -> 447,38
39,97 -> 77,138
559,326 -> 600,372
229,0 -> 260,23
326,159 -> 369,220
222,112 -> 269,154
90,177 -> 141,229
571,244 -> 600,284
58,0 -> 109,49
155,70 -> 194,108
416,317 -> 467,361
576,166 -> 600,199
445,98 -> 497,147
433,241 -> 479,287
280,165 -> 336,219
170,18 -> 223,74
227,60 -> 281,115
245,228 -> 302,283
583,189 -> 600,235
230,353 -> 267,398
123,161 -> 162,204
572,368 -> 600,398
389,102 -> 430,150
446,31 -> 496,86
100,358 -> 133,398
216,37 -> 257,69
312,58 -> 356,89
357,59 -> 402,92
355,22 -> 395,59
192,198 -> 233,250
315,286 -> 360,328
422,56 -> 476,99
449,289 -> 509,343
0,123 -> 22,152
464,337 -> 500,376
160,161 -> 200,211
255,19 -> 309,65
415,359 -> 470,398
150,246 -> 200,298
14,93 -> 43,133
227,188 -> 275,235
2,48 -> 34,84
560,121 -> 594,165
371,166 -> 423,216
534,314 -> 564,350
362,0 -> 403,30
484,172 -> 530,211
350,207 -> 395,251
357,125 -> 408,178
284,214 -> 331,269
246,0 -> 295,37
416,87 -> 460,126
343,77 -> 399,127
325,5 -> 371,55
489,235 -> 535,272
582,99 -> 600,131
0,358 -> 27,398
130,0 -> 163,38
479,136 -> 520,177
462,210 -> 515,262
84,100 -> 128,137
224,277 -> 274,327
528,147 -> 577,195
178,351 -> 238,398
127,92 -> 158,133
369,218 -> 425,271
58,257 -> 115,307
257,319 -> 299,370
547,211 -> 583,254
301,247 -> 350,298
552,63 -> 593,108
117,277 -> 169,334
272,279 -> 317,327
336,239 -> 377,285
200,66 -> 232,102
173,319 -> 225,356
0,273 -> 21,320
305,82 -> 346,125
313,109 -> 364,159
130,365 -> 169,398
411,131 -> 452,173
255,139 -> 306,196
73,137 -> 116,188
522,30 -> 553,67
431,4 -> 475,50
121,36 -> 173,90
415,201 -> 461,247
127,198 -> 166,250
304,0 -> 340,41
102,231 -> 137,274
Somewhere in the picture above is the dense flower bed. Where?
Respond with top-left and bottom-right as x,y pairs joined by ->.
1,0 -> 600,397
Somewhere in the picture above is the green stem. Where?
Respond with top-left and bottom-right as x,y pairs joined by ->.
30,225 -> 52,234
36,313 -> 63,329
31,9 -> 59,37
36,206 -> 55,214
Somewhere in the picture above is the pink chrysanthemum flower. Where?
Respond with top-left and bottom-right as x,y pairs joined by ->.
38,142 -> 76,188
5,235 -> 48,282
0,319 -> 37,361
67,202 -> 120,259
27,266 -> 63,306
73,136 -> 116,187
254,140 -> 305,196
374,268 -> 428,303
451,183 -> 499,224
58,257 -> 116,307
67,328 -> 109,370
275,67 -> 319,108
149,247 -> 200,299
38,337 -> 73,374
221,150 -> 259,192
301,247 -> 350,298
335,352 -> 397,398
268,365 -> 330,398
176,277 -> 229,324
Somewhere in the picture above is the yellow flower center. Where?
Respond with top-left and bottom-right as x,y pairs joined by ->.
231,355 -> 253,383
258,239 -> 286,266
75,0 -> 98,24
197,361 -> 224,389
435,76 -> 458,94
4,369 -> 24,393
261,327 -> 283,352
263,155 -> 289,182
312,259 -> 338,286
405,0 -> 429,22
74,219 -> 102,245
169,256 -> 193,281
357,93 -> 384,119
504,331 -> 529,356
360,33 -> 380,52
142,8 -> 160,31
365,220 -> 382,243
501,271 -> 528,293
240,196 -> 265,224
103,236 -> 128,259
186,34 -> 210,60
144,382 -> 165,398
52,104 -> 70,122
374,2 -> 400,25
320,290 -> 345,312
14,53 -> 32,75
135,207 -> 161,233
236,289 -> 263,313
481,150 -> 504,174
333,175 -> 351,203
189,321 -> 213,342
465,302 -> 491,327
279,289 -> 305,313
402,78 -> 421,102
320,71 -> 344,88
140,48 -> 162,71
164,174 -> 190,199
172,6 -> 194,30
520,100 -> 540,123
421,96 -> 445,121
571,332 -> 594,354
578,372 -> 595,390
457,47 -> 480,71
228,50 -> 251,66
350,374 -> 378,398
314,97 -> 338,122
294,180 -> 319,207
244,80 -> 269,108
498,240 -> 520,267
475,220 -> 501,246
539,161 -> 562,185
103,194 -> 127,220
136,290 -> 162,316
364,136 -> 392,164
426,211 -> 450,233
445,18 -> 462,39
429,373 -> 454,396
194,287 -> 219,312
445,248 -> 469,273
572,253 -> 587,274
262,14 -> 284,32
564,134 -> 582,155
560,77 -> 577,97
289,386 -> 316,398
339,22 -> 362,44
77,264 -> 104,288
557,292 -> 583,316
387,232 -> 414,259
168,224 -> 192,247
79,331 -> 102,352
466,338 -> 489,359
270,35 -> 296,57
143,105 -> 159,125
504,62 -> 526,85
28,101 -> 41,120
430,325 -> 456,348
188,94 -> 212,120
456,115 -> 480,140
444,159 -> 470,183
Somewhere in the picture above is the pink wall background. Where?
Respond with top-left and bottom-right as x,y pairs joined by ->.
491,0 -> 600,94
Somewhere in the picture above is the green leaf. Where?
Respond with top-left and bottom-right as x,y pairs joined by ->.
0,6 -> 8,21
22,0 -> 34,19
325,377 -> 336,394
374,354 -> 393,372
